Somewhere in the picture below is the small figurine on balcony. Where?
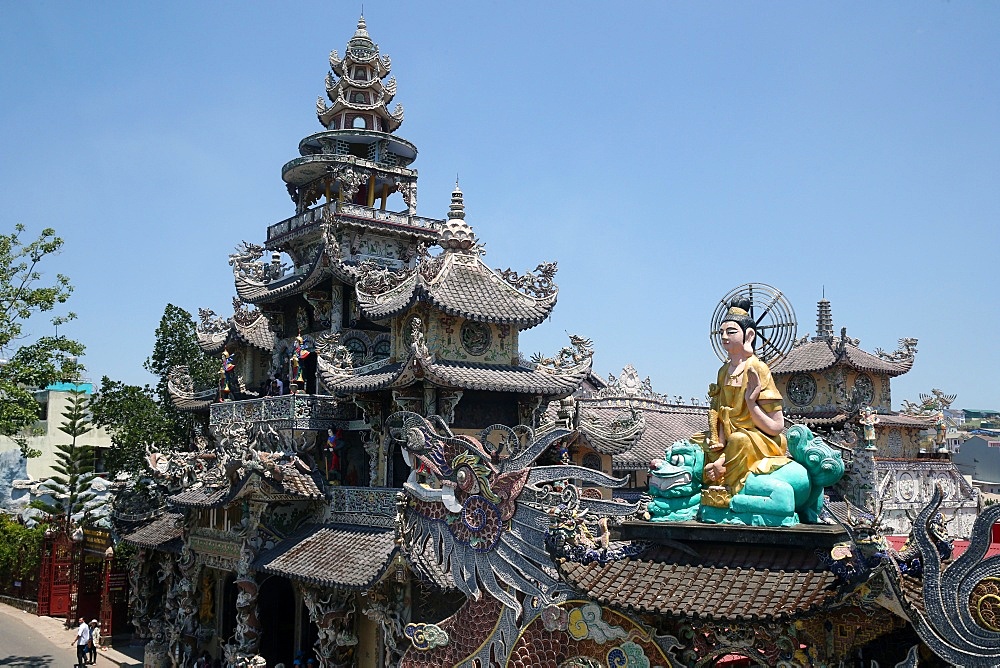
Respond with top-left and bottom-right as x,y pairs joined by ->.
326,428 -> 345,483
860,405 -> 879,451
219,349 -> 237,401
289,334 -> 311,394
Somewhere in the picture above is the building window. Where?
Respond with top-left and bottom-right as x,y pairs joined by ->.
352,116 -> 367,129
582,453 -> 602,471
352,91 -> 368,104
372,338 -> 391,361
786,373 -> 816,407
354,68 -> 368,81
853,373 -> 875,405
344,337 -> 367,363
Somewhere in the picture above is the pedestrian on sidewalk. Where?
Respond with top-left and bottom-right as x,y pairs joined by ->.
71,617 -> 91,668
88,619 -> 101,664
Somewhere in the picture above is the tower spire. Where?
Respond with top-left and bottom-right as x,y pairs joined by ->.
814,297 -> 834,341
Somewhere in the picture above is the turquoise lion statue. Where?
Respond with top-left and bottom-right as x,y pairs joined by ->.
644,425 -> 844,527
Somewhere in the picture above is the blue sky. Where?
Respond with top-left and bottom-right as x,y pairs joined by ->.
2,2 -> 998,409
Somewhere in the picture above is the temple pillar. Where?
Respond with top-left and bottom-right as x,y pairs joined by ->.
223,503 -> 267,668
297,584 -> 358,667
128,548 -> 153,640
379,184 -> 389,210
169,544 -> 203,667
353,397 -> 384,486
144,552 -> 178,667
366,174 -> 376,207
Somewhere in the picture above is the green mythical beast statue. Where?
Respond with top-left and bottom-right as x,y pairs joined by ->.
643,424 -> 845,527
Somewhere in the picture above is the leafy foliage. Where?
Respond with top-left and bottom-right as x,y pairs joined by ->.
90,377 -> 174,475
143,303 -> 216,444
92,304 -> 215,474
0,225 -> 84,457
0,514 -> 45,599
30,388 -> 100,527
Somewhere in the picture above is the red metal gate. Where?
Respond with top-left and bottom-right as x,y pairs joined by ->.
37,532 -> 74,617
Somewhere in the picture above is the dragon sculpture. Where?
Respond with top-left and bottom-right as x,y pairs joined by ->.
387,411 -> 673,667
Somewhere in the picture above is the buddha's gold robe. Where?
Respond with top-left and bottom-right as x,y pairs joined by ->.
693,355 -> 789,495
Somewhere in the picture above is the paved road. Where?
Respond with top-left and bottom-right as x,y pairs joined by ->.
0,604 -> 137,667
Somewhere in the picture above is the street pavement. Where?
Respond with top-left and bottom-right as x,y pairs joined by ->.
0,603 -> 142,667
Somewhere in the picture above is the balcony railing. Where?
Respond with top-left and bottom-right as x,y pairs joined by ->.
209,394 -> 356,430
328,486 -> 399,528
267,203 -> 443,244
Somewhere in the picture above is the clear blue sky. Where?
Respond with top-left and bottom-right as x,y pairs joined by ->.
2,2 -> 998,409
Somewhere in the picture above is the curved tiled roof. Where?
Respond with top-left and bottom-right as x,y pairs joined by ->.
119,512 -> 185,552
169,391 -> 215,413
255,524 -> 397,589
168,485 -> 233,509
232,309 -> 276,351
772,338 -> 913,377
197,310 -> 276,357
234,242 -> 330,304
319,360 -> 404,393
559,542 -> 840,621
356,252 -> 557,329
318,353 -> 589,397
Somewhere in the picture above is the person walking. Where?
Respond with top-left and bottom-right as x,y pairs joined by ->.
88,620 -> 100,664
71,617 -> 90,668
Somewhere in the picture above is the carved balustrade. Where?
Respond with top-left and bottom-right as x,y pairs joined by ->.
210,395 -> 355,431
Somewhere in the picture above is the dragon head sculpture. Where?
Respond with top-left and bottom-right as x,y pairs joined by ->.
386,411 -> 640,623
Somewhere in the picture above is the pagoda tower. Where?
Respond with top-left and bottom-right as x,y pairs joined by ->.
180,16 -> 441,414
285,14 -> 416,214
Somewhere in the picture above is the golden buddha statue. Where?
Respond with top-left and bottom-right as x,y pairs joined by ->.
693,297 -> 790,505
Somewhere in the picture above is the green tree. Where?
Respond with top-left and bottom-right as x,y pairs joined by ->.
0,225 -> 84,457
143,303 -> 217,444
30,388 -> 99,528
90,377 -> 174,475
92,304 -> 216,473
0,514 -> 45,598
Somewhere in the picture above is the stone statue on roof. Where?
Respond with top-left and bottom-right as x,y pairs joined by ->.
644,293 -> 845,526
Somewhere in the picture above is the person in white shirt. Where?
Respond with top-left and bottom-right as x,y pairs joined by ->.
88,620 -> 100,664
71,617 -> 90,668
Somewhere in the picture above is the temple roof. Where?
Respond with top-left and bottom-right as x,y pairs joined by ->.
772,335 -> 914,377
195,303 -> 276,355
559,542 -> 840,622
232,239 -> 331,305
167,458 -> 324,508
355,186 -> 558,329
118,512 -> 185,553
562,390 -> 708,470
254,524 -> 397,590
319,353 -> 591,397
773,300 -> 916,377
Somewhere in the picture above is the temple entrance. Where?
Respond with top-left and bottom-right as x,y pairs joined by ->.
257,576 -> 296,667
221,574 -> 237,647
299,599 -> 319,664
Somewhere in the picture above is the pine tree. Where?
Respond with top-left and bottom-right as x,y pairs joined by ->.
30,388 -> 99,528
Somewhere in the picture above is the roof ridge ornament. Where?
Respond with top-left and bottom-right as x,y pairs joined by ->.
532,334 -> 594,374
438,183 -> 482,254
498,262 -> 558,299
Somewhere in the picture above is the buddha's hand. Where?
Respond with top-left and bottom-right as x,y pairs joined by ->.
745,367 -> 761,404
704,454 -> 726,482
